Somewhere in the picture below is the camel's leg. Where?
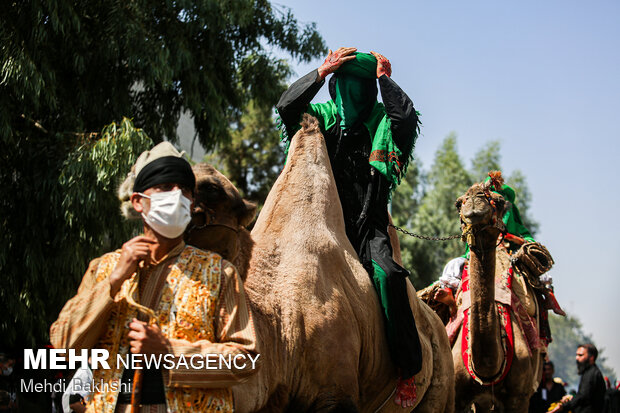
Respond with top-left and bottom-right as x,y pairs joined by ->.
502,394 -> 530,413
412,321 -> 455,413
471,395 -> 503,413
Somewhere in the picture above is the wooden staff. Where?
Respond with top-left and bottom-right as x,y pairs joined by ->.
126,267 -> 157,413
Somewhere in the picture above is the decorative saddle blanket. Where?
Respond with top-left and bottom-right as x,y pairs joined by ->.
446,264 -> 544,386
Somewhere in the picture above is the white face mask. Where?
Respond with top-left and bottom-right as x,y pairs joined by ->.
139,189 -> 192,239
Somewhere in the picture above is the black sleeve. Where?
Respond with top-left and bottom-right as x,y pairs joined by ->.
563,368 -> 598,410
276,69 -> 325,138
378,75 -> 419,155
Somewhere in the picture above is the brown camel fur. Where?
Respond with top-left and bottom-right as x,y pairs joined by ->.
452,180 -> 543,412
187,115 -> 454,412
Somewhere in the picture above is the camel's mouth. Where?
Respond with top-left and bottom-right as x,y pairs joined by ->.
460,207 -> 494,226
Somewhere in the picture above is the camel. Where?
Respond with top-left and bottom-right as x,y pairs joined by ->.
186,115 -> 454,412
451,178 -> 545,412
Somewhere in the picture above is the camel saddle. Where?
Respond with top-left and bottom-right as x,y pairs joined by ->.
510,242 -> 554,290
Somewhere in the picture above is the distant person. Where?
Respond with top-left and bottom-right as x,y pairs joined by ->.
0,353 -> 17,412
602,376 -> 620,413
550,344 -> 606,413
529,361 -> 566,412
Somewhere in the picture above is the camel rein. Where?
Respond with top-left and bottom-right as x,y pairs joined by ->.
125,256 -> 169,413
388,223 -> 461,241
187,203 -> 240,234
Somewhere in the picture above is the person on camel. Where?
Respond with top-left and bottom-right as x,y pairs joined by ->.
433,176 -> 565,324
276,47 -> 422,407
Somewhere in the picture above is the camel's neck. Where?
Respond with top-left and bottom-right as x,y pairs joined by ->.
467,236 -> 503,379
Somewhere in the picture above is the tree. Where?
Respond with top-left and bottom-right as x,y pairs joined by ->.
1,0 -> 325,146
0,118 -> 150,349
392,156 -> 424,226
203,100 -> 286,204
391,156 -> 425,280
548,314 -> 616,388
397,133 -> 473,287
470,140 -> 502,182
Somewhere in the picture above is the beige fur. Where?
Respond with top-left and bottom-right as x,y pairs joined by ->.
189,115 -> 454,412
117,167 -> 141,220
453,183 -> 543,412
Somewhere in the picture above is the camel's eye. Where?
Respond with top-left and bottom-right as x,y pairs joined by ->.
197,182 -> 225,205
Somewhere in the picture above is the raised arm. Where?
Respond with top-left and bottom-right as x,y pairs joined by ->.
276,47 -> 357,137
371,51 -> 419,157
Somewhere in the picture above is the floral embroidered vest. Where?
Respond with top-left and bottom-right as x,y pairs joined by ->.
86,246 -> 233,413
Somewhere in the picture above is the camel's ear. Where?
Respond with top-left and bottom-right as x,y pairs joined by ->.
455,196 -> 465,211
239,199 -> 257,228
492,193 -> 507,218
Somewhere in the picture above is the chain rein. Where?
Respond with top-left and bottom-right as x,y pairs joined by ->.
388,223 -> 461,241
387,187 -> 502,243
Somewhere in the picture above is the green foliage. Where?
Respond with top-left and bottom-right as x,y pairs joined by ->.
392,157 -> 424,278
204,100 -> 285,204
0,118 -> 150,349
392,157 -> 424,226
470,140 -> 502,182
548,314 -> 616,388
0,0 -> 326,146
394,133 -> 473,286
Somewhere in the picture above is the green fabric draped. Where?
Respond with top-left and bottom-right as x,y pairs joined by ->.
486,179 -> 535,242
277,52 -> 418,191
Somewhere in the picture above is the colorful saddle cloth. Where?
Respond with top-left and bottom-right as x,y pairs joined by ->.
446,263 -> 544,386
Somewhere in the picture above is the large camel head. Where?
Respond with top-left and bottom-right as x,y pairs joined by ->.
185,163 -> 257,263
455,171 -> 507,248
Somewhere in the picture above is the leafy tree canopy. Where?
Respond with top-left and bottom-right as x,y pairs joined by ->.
1,0 -> 325,145
0,118 -> 150,348
204,100 -> 286,205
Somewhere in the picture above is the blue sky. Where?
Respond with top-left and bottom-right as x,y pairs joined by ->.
274,0 -> 620,375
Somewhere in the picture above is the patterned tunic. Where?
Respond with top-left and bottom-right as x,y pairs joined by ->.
50,242 -> 257,412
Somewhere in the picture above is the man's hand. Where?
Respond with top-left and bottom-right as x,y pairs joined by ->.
317,47 -> 357,80
434,288 -> 457,317
109,236 -> 156,296
69,400 -> 86,413
128,319 -> 170,355
549,395 -> 573,412
370,51 -> 392,78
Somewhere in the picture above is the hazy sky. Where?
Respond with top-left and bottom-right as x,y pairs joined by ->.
275,0 -> 620,375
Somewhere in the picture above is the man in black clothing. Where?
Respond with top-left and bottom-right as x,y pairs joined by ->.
551,344 -> 606,413
530,361 -> 567,412
276,47 -> 422,407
